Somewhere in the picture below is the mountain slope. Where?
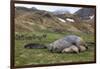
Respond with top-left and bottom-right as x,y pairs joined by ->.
15,7 -> 95,34
74,8 -> 95,20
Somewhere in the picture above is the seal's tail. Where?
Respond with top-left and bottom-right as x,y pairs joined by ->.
24,43 -> 46,49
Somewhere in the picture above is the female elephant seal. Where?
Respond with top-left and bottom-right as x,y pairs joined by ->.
62,45 -> 79,54
62,45 -> 86,53
79,45 -> 87,52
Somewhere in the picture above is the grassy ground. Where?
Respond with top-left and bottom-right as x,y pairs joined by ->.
15,32 -> 95,66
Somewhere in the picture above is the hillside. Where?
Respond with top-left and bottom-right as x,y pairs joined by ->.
15,7 -> 95,34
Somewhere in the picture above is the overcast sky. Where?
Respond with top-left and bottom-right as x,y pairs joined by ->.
15,4 -> 82,13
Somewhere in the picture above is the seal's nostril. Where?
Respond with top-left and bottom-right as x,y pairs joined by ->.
72,43 -> 76,45
86,46 -> 88,49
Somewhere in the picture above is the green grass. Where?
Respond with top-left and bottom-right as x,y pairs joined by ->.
15,32 -> 95,66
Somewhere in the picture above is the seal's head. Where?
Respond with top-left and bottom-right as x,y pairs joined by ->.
79,45 -> 87,52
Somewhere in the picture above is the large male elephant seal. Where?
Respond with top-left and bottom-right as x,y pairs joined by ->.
47,35 -> 87,53
46,39 -> 73,53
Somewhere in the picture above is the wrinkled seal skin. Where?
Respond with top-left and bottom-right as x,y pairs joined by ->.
47,39 -> 72,53
47,35 -> 87,53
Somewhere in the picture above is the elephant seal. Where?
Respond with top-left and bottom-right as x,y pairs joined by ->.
47,39 -> 72,53
63,35 -> 88,51
79,45 -> 87,52
61,45 -> 86,53
62,45 -> 79,54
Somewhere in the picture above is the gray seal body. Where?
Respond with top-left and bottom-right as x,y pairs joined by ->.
63,35 -> 85,46
47,35 -> 87,53
63,35 -> 87,51
47,39 -> 72,53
